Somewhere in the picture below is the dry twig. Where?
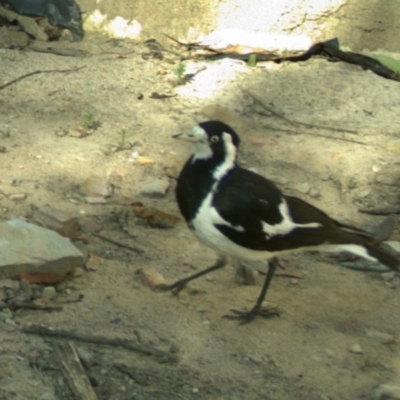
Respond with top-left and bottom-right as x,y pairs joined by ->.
244,88 -> 358,133
92,232 -> 145,254
56,341 -> 98,400
0,66 -> 85,90
21,325 -> 178,363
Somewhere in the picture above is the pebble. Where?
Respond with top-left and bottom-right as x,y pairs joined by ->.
135,156 -> 155,165
365,329 -> 394,342
0,279 -> 19,290
8,193 -> 27,201
85,196 -> 107,204
293,182 -> 310,194
375,174 -> 400,186
381,271 -> 396,282
139,178 -> 170,198
386,241 -> 400,253
41,286 -> 57,300
349,344 -> 363,354
80,176 -> 113,198
139,266 -> 167,289
0,311 -> 12,321
269,176 -> 289,185
319,173 -> 331,181
309,187 -> 321,198
373,384 -> 400,400
355,187 -> 372,199
235,263 -> 257,285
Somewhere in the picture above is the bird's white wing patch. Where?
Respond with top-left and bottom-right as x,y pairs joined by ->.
261,199 -> 321,237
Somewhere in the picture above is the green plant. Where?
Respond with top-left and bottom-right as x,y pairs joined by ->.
118,128 -> 128,147
174,62 -> 186,81
81,112 -> 97,130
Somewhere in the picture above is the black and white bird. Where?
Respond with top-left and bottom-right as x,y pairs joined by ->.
166,120 -> 400,322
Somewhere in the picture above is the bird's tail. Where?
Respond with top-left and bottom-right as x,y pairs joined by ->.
365,244 -> 400,271
324,226 -> 400,271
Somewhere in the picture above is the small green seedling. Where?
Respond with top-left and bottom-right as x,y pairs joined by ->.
174,62 -> 187,82
118,128 -> 128,147
81,112 -> 99,130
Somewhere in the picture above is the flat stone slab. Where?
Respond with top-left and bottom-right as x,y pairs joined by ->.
0,219 -> 84,279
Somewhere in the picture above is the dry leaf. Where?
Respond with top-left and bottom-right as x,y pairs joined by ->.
85,252 -> 101,271
19,272 -> 71,284
132,203 -> 180,228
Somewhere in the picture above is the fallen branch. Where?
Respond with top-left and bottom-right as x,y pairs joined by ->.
0,66 -> 85,91
258,123 -> 368,145
21,325 -> 178,363
92,232 -> 145,254
56,341 -> 98,400
0,302 -> 62,311
359,206 -> 400,215
243,88 -> 359,134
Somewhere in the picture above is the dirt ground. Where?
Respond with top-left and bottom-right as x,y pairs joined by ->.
1,25 -> 400,400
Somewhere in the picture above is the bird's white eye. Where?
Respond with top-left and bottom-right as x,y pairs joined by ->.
210,135 -> 219,143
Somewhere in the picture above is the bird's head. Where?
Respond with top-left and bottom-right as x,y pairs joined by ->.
173,120 -> 240,162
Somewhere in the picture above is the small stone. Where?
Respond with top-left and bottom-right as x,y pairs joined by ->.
375,174 -> 400,186
69,127 -> 91,138
235,263 -> 257,285
381,271 -> 396,282
349,344 -> 363,354
8,193 -> 27,201
85,196 -> 107,204
293,182 -> 310,194
0,279 -> 19,290
309,187 -> 321,198
73,268 -> 84,277
269,175 -> 289,185
373,384 -> 400,400
139,179 -> 170,198
41,286 -> 57,300
55,128 -> 69,137
355,188 -> 372,199
319,173 -> 331,181
0,311 -> 12,321
136,156 -> 155,165
139,267 -> 167,289
80,176 -> 113,198
366,329 -> 394,342
385,241 -> 400,254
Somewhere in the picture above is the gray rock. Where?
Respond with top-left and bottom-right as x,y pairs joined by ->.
79,176 -> 113,197
41,286 -> 57,300
0,219 -> 84,279
293,182 -> 310,194
139,178 -> 170,198
0,279 -> 19,290
386,241 -> 400,254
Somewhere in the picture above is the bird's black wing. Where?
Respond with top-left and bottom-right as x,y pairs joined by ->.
213,167 -> 374,252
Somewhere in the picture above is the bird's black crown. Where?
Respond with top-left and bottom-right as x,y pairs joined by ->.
198,120 -> 241,149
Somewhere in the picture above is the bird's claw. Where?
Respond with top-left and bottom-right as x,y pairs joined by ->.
223,307 -> 280,324
161,282 -> 186,297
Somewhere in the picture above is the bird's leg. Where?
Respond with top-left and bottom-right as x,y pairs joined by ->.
162,256 -> 227,295
224,257 -> 279,323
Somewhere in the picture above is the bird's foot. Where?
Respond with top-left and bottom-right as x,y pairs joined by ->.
160,281 -> 187,296
223,305 -> 280,324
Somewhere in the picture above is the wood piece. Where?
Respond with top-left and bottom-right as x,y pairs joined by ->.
0,66 -> 85,91
92,233 -> 145,254
56,341 -> 98,400
21,325 -> 178,363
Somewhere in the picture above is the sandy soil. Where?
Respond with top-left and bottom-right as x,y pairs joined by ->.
0,33 -> 400,400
